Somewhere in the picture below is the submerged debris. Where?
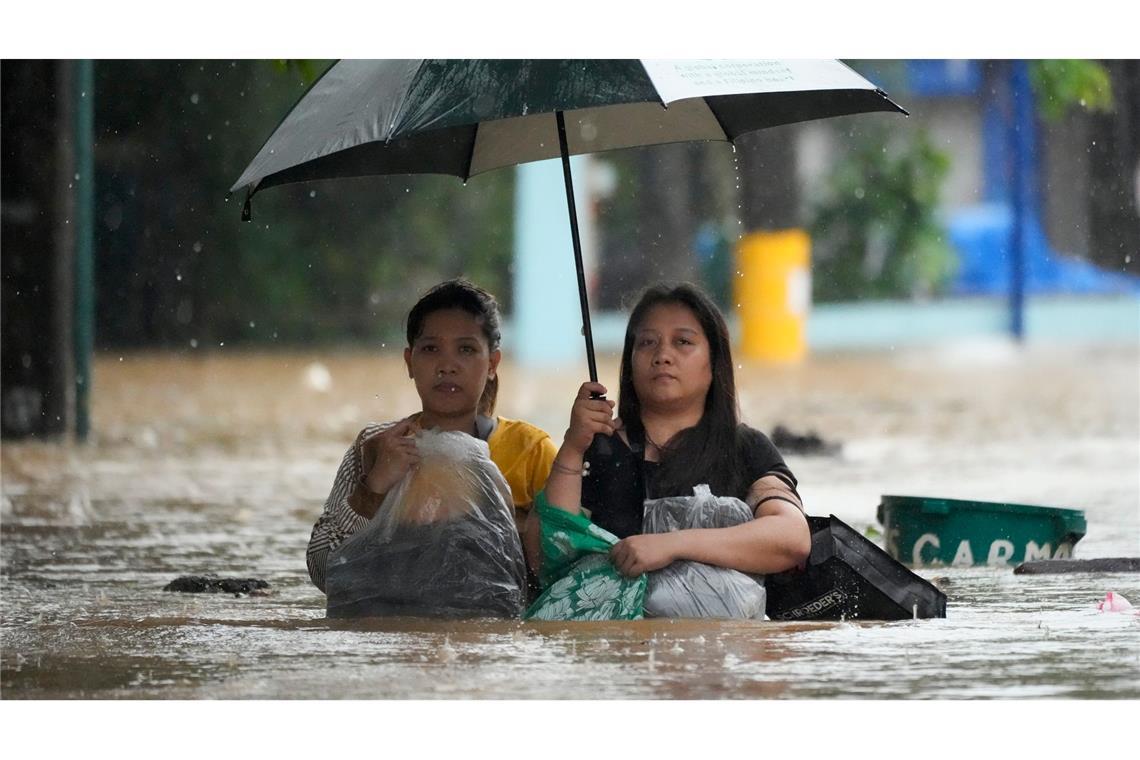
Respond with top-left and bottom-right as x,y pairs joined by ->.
1013,558 -> 1140,575
1097,591 -> 1136,614
163,575 -> 270,595
770,425 -> 842,456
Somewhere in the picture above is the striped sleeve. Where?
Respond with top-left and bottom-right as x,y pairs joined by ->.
305,423 -> 387,593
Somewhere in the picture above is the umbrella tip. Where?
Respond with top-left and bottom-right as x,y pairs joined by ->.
241,189 -> 253,222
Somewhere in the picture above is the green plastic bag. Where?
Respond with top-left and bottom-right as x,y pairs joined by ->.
524,490 -> 646,621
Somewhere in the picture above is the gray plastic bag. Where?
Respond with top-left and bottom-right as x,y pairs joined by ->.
325,429 -> 526,619
642,484 -> 767,619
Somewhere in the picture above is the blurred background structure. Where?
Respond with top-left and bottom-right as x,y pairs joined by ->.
3,59 -> 1138,440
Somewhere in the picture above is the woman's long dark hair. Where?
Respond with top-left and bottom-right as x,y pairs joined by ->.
618,282 -> 745,498
405,278 -> 502,416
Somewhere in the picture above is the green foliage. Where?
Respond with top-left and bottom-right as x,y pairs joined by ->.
1029,60 -> 1114,122
273,60 -> 327,87
91,60 -> 514,349
808,127 -> 957,303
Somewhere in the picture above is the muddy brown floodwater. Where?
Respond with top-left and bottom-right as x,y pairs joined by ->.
2,342 -> 1138,698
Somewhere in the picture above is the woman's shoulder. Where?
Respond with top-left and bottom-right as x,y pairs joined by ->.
490,415 -> 553,445
736,422 -> 775,446
736,422 -> 796,485
735,423 -> 787,462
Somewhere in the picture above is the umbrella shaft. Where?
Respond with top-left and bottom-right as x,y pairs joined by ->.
555,111 -> 599,385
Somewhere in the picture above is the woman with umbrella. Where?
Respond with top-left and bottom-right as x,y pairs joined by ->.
537,283 -> 810,587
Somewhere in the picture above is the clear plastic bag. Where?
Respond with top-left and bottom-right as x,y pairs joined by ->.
325,429 -> 527,619
642,484 -> 767,619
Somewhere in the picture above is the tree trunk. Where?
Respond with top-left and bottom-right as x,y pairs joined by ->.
737,126 -> 799,231
1,60 -> 73,438
1087,59 -> 1140,275
635,144 -> 698,285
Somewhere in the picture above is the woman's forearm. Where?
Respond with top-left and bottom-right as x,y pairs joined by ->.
670,509 -> 811,574
541,447 -> 585,515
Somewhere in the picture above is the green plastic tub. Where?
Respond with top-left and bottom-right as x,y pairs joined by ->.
877,495 -> 1087,568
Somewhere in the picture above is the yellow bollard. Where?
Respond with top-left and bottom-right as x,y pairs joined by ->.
734,229 -> 811,362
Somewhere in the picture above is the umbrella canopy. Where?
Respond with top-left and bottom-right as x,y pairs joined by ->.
232,59 -> 906,381
233,59 -> 904,197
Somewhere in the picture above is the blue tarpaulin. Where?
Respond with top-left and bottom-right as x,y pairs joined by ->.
947,204 -> 1140,296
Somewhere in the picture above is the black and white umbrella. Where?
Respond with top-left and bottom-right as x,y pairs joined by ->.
232,59 -> 906,380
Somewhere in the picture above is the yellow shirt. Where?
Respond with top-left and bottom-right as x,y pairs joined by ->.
487,416 -> 558,512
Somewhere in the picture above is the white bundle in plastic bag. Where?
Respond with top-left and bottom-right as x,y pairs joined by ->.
326,429 -> 527,619
642,484 -> 767,619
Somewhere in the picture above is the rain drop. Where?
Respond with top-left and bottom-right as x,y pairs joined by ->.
249,321 -> 256,328
219,342 -> 225,347
854,187 -> 865,199
74,173 -> 80,181
190,339 -> 198,348
309,190 -> 317,198
192,241 -> 203,253
176,274 -> 182,282
190,93 -> 200,105
1125,255 -> 1132,265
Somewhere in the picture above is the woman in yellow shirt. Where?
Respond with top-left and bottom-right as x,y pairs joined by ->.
305,279 -> 557,595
